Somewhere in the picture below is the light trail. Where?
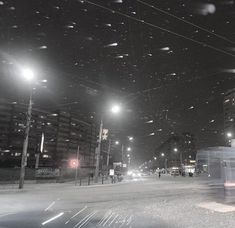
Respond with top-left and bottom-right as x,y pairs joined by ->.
41,212 -> 64,226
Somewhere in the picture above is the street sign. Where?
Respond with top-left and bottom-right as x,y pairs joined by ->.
109,169 -> 114,176
102,129 -> 109,140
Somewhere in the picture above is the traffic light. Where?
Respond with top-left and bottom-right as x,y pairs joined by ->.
69,159 -> 79,168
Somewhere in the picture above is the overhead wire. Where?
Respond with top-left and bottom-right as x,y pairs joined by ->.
136,0 -> 235,45
82,0 -> 235,58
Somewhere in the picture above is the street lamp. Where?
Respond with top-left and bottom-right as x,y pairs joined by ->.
127,147 -> 131,152
94,103 -> 122,183
19,67 -> 35,189
115,140 -> 120,145
154,157 -> 157,160
128,136 -> 134,141
227,132 -> 232,138
110,104 -> 121,114
20,67 -> 35,82
161,153 -> 165,157
173,148 -> 178,152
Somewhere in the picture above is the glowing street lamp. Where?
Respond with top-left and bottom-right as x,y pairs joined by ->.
154,157 -> 157,160
115,140 -> 120,145
20,67 -> 35,82
128,136 -> 134,141
227,132 -> 233,138
173,148 -> 178,152
110,104 -> 121,114
161,153 -> 165,157
127,147 -> 131,152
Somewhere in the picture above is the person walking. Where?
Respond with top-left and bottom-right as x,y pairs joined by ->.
158,171 -> 161,179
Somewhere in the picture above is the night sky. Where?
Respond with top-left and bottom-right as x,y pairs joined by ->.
1,0 -> 235,162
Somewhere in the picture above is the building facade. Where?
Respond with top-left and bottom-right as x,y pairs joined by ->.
0,102 -> 98,170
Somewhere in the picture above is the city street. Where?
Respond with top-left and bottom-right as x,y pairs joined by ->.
1,175 -> 235,228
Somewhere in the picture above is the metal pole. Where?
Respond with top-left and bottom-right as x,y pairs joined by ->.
121,144 -> 124,164
180,152 -> 183,166
164,158 -> 168,170
75,146 -> 79,186
106,139 -> 111,172
94,118 -> 103,183
19,89 -> 33,189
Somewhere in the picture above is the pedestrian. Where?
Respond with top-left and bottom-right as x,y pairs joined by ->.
158,171 -> 161,179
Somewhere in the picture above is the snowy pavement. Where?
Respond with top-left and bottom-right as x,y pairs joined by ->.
0,175 -> 235,227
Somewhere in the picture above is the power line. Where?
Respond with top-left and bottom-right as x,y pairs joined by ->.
82,0 -> 235,58
137,0 -> 235,45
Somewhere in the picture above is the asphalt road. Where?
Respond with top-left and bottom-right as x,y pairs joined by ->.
1,175 -> 235,228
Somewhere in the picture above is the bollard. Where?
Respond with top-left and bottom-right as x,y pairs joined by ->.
88,176 -> 90,185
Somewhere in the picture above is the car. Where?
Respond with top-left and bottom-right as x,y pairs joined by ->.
171,170 -> 180,176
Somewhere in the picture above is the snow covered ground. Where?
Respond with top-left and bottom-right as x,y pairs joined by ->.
0,175 -> 235,228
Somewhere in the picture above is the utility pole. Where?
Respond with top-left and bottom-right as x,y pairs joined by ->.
19,89 -> 33,189
94,119 -> 103,183
121,144 -> 124,164
106,139 -> 111,173
75,146 -> 79,186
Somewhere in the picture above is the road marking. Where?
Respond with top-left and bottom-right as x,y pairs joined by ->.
126,215 -> 133,225
44,201 -> 56,211
42,212 -> 64,225
73,211 -> 96,228
77,211 -> 97,228
65,206 -> 87,224
197,201 -> 235,213
0,213 -> 16,218
99,211 -> 111,225
102,213 -> 113,226
109,214 -> 119,226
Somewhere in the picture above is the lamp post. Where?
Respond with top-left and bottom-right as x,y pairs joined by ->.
94,104 -> 121,183
19,67 -> 35,189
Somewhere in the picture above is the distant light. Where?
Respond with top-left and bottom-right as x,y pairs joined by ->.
127,147 -> 131,152
146,120 -> 153,123
127,154 -> 130,157
105,42 -> 118,47
160,47 -> 170,51
41,79 -> 47,83
69,159 -> 79,168
161,153 -> 165,157
222,69 -> 235,73
227,132 -> 233,138
39,45 -> 47,49
154,157 -> 157,160
111,104 -> 121,114
21,67 -> 35,82
173,148 -> 178,152
128,136 -> 134,141
115,140 -> 120,145
149,132 -> 155,136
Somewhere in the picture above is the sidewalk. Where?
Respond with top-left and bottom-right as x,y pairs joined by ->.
0,176 -> 123,193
